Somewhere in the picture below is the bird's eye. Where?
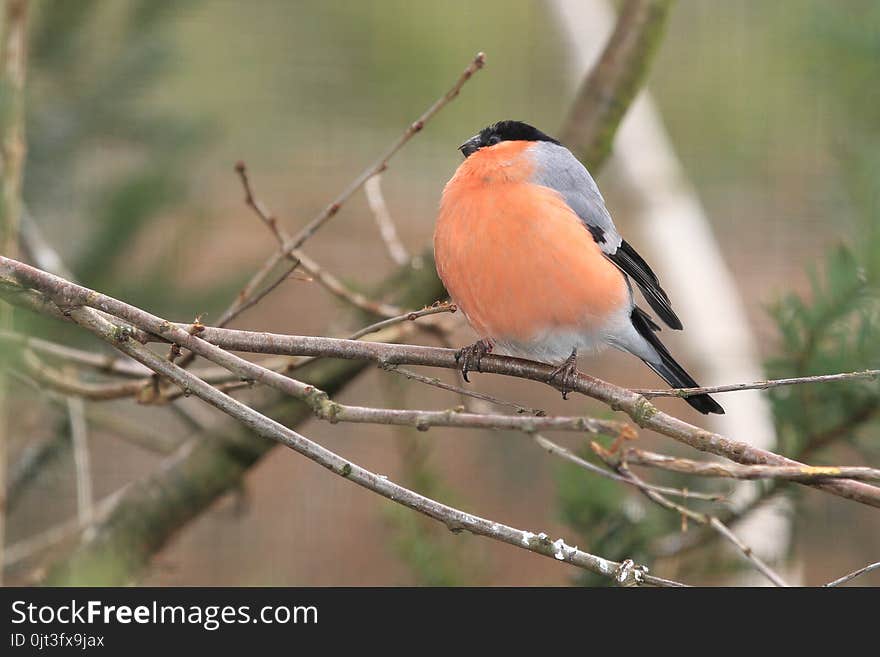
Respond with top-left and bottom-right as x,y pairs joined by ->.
486,134 -> 501,146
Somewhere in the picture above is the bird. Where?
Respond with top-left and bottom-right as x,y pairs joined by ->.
433,120 -> 724,415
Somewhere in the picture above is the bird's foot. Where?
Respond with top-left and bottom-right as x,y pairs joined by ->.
548,349 -> 579,399
455,338 -> 493,382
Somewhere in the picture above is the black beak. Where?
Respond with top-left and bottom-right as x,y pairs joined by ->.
458,135 -> 481,158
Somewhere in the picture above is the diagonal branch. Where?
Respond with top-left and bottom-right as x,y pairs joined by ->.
234,161 -> 403,318
532,433 -> 724,502
365,173 -> 411,266
63,303 -> 683,587
205,52 -> 486,332
3,256 -> 879,509
559,0 -> 673,170
593,443 -> 789,587
623,447 -> 880,483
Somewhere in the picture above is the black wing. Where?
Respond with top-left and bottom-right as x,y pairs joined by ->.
608,240 -> 683,330
525,141 -> 683,330
631,307 -> 723,415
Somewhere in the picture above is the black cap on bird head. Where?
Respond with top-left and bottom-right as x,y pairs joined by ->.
458,120 -> 561,157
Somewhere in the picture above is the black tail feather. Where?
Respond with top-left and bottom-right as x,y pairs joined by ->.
630,308 -> 724,415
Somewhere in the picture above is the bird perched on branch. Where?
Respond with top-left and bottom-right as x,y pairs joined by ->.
433,120 -> 723,414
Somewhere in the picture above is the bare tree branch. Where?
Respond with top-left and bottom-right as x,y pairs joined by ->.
623,447 -> 880,483
3,264 -> 620,436
349,301 -> 457,340
20,350 -> 145,400
635,370 -> 880,398
62,303 -> 683,587
592,443 -> 790,586
0,329 -> 149,376
365,173 -> 411,266
824,561 -> 880,587
234,160 -> 404,318
382,364 -> 546,417
650,398 -> 880,560
4,487 -> 128,571
66,396 -> 94,539
28,249 -> 449,583
532,433 -> 725,501
203,51 -> 486,334
3,258 -> 879,511
559,0 -> 673,170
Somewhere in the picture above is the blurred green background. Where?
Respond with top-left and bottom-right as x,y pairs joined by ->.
4,0 -> 878,585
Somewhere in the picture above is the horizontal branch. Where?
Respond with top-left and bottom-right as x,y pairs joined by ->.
636,369 -> 880,398
532,433 -> 723,502
2,256 -> 879,509
365,173 -> 411,266
623,448 -> 880,483
382,364 -> 545,416
4,487 -> 127,569
0,329 -> 149,377
37,253 -> 453,585
1,262 -> 623,437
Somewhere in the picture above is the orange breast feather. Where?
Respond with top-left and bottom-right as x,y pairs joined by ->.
434,144 -> 627,342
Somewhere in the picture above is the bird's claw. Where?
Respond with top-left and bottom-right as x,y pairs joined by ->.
455,339 -> 493,382
548,349 -> 579,399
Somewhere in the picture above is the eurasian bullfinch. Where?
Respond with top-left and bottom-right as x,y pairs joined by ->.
433,120 -> 723,414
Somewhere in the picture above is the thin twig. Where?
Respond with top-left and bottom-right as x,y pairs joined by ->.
594,444 -> 790,587
349,301 -> 457,340
66,303 -> 681,587
624,447 -> 880,483
635,369 -> 880,398
234,160 -> 283,243
824,561 -> 880,587
295,249 -> 402,318
0,329 -> 150,377
66,396 -> 94,540
0,0 -> 30,586
20,208 -> 76,280
382,363 -> 545,416
653,402 -> 880,559
234,161 -> 403,318
2,258 -> 879,509
365,173 -> 411,266
5,262 -> 626,437
3,487 -> 127,570
11,369 -> 183,455
209,52 -> 485,331
20,350 -> 146,400
560,0 -> 673,170
532,433 -> 725,502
